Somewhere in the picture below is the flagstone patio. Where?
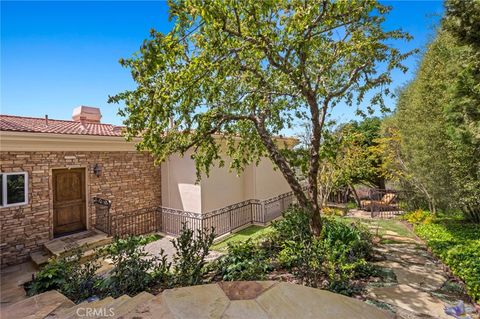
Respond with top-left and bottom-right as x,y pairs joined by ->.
118,281 -> 393,319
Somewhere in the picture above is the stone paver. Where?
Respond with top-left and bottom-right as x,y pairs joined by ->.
124,281 -> 392,319
368,284 -> 450,319
361,215 -> 479,319
393,267 -> 447,291
0,261 -> 36,310
256,282 -> 392,319
162,284 -> 230,319
222,300 -> 269,319
143,236 -> 177,262
1,290 -> 74,319
218,281 -> 275,300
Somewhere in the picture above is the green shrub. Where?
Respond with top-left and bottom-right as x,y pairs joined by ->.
402,209 -> 434,224
171,223 -> 215,286
214,240 -> 271,281
268,208 -> 373,294
322,217 -> 373,261
322,207 -> 346,217
346,201 -> 358,210
414,219 -> 480,302
271,206 -> 312,244
320,218 -> 373,294
103,236 -> 170,297
26,249 -> 101,303
270,207 -> 315,275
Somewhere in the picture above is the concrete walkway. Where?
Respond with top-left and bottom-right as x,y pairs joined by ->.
143,235 -> 223,263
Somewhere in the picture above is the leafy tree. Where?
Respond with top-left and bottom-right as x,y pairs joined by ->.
315,122 -> 374,206
444,0 -> 480,47
110,0 -> 413,234
342,117 -> 386,189
391,0 -> 479,221
313,117 -> 395,207
442,0 -> 480,222
393,33 -> 458,213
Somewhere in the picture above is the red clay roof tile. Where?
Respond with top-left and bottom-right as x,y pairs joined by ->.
0,114 -> 124,137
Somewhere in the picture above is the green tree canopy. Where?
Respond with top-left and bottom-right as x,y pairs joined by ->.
391,0 -> 479,220
110,0 -> 413,233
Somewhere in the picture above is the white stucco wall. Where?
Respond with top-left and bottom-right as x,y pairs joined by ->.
161,152 -> 202,213
200,163 -> 245,212
252,158 -> 292,200
162,152 -> 292,213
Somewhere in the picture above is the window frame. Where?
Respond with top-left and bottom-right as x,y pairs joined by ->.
1,172 -> 29,207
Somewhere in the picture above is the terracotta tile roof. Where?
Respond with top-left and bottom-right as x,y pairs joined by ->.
0,114 -> 124,137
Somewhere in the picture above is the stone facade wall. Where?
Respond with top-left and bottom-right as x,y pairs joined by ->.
0,151 -> 161,267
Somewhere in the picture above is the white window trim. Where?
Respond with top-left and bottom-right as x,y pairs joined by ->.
1,172 -> 29,207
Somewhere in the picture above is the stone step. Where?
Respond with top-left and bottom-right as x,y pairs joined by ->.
104,295 -> 131,315
110,295 -> 132,307
31,246 -> 103,269
30,250 -> 53,268
111,292 -> 155,319
44,230 -> 112,258
56,297 -> 115,319
1,290 -> 75,319
46,301 -> 87,318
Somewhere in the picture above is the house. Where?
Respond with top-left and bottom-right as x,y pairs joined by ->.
0,106 -> 294,267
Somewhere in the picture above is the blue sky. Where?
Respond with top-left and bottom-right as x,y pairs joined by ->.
1,1 -> 444,131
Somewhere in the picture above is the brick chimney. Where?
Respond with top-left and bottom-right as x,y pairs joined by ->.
72,106 -> 102,123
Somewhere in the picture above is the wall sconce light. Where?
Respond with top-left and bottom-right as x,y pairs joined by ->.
93,164 -> 102,177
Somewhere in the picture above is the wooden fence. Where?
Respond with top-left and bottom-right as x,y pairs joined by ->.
93,191 -> 296,238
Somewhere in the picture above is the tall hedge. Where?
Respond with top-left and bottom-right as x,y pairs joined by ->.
392,0 -> 479,221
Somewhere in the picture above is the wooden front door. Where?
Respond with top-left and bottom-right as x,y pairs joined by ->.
53,168 -> 86,236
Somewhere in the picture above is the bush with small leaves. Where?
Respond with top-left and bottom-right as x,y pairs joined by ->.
214,240 -> 271,281
171,223 -> 215,286
26,249 -> 101,303
402,209 -> 434,224
103,236 -> 171,297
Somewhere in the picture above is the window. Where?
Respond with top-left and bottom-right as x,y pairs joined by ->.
1,172 -> 28,207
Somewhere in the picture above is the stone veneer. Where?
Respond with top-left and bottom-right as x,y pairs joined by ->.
0,151 -> 161,267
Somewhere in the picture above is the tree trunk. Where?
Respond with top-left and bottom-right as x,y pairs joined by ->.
310,204 -> 322,236
305,94 -> 324,236
254,118 -> 311,210
376,178 -> 386,190
349,183 -> 361,207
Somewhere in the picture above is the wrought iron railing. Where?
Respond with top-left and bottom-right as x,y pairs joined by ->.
93,197 -> 112,235
361,189 -> 410,218
110,208 -> 160,238
93,191 -> 296,238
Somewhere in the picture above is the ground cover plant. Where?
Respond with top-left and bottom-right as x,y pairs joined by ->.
412,217 -> 480,302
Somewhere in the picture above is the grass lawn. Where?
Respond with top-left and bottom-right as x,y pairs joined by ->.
211,225 -> 273,252
347,217 -> 415,238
